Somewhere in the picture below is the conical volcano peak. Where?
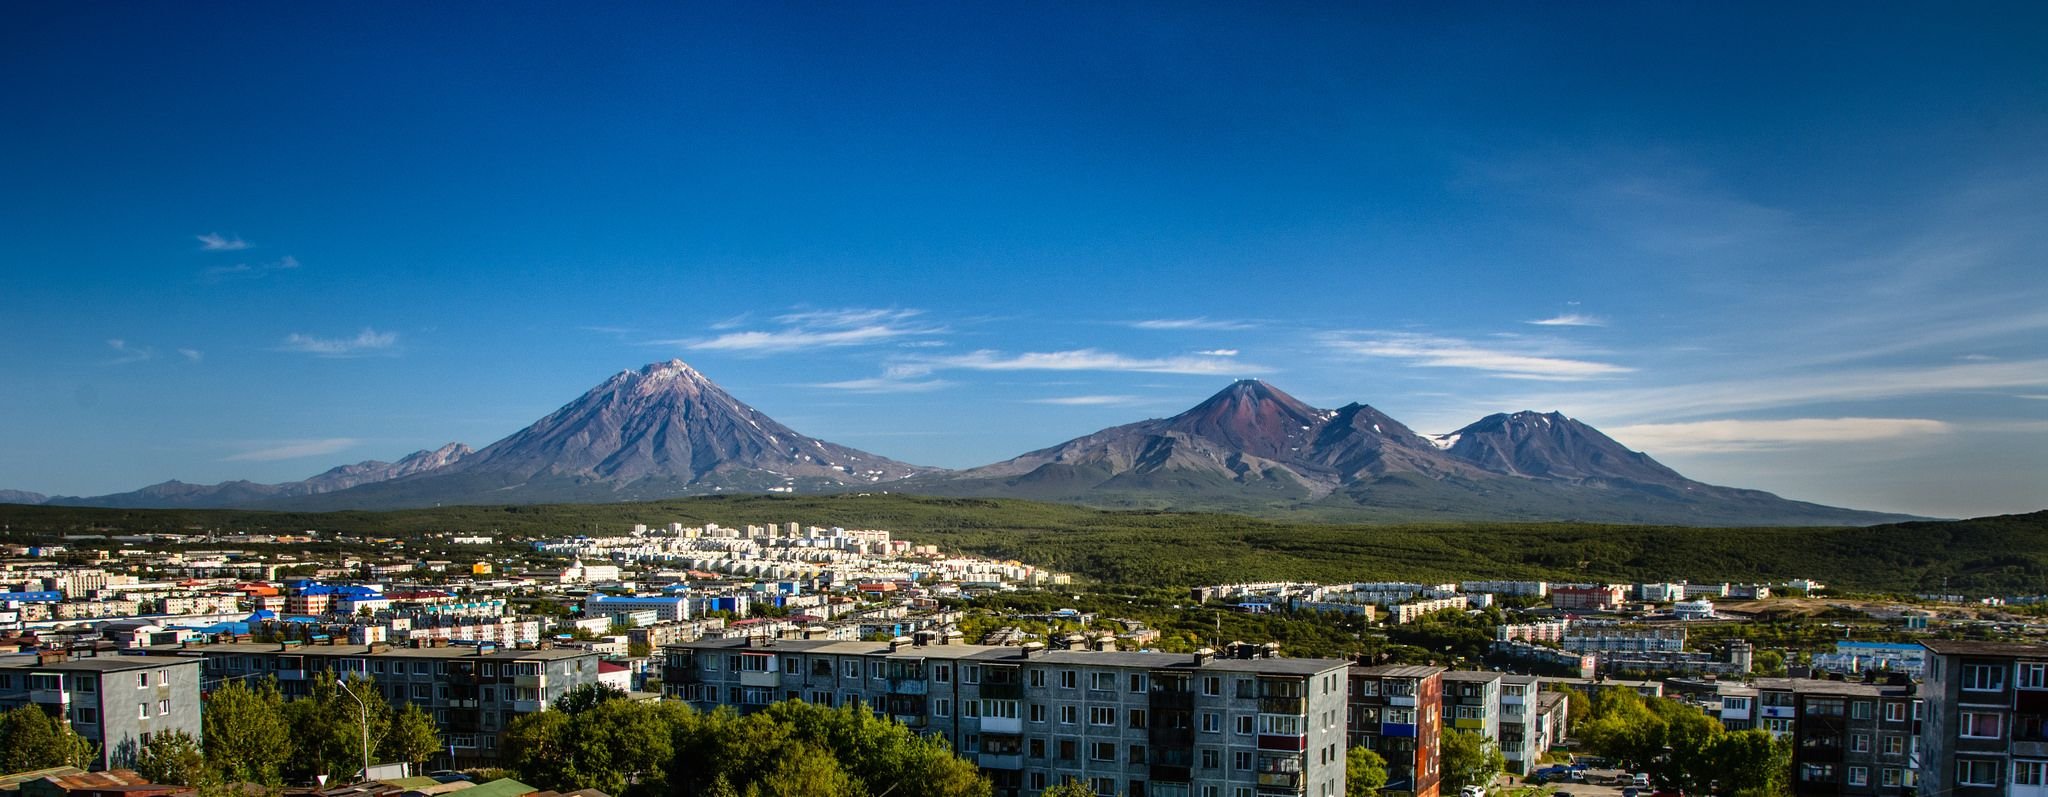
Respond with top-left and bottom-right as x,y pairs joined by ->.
1185,379 -> 1317,416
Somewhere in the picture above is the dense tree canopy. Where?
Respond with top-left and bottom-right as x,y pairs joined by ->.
1576,688 -> 1791,797
1346,746 -> 1388,797
0,704 -> 95,772
503,694 -> 990,797
1439,729 -> 1504,792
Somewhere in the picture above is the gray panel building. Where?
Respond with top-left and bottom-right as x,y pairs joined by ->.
0,653 -> 204,771
666,637 -> 1352,797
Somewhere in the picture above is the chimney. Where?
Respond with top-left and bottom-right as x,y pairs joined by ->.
1019,641 -> 1044,659
1194,647 -> 1215,667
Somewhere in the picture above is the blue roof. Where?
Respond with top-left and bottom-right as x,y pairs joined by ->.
1836,641 -> 1924,652
245,610 -> 278,622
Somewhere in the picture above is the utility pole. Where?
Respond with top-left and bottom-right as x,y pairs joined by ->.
338,676 -> 371,781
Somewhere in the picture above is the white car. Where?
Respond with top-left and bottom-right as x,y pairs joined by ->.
1461,786 -> 1487,797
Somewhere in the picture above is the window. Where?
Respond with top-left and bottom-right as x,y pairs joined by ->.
1058,740 -> 1077,761
1200,748 -> 1220,769
138,702 -> 149,719
159,699 -> 171,715
1963,664 -> 2006,692
964,700 -> 980,718
1130,673 -> 1147,693
843,660 -> 859,679
1089,778 -> 1116,796
1090,706 -> 1115,726
1884,702 -> 1906,722
1958,759 -> 1998,787
1060,706 -> 1077,725
1258,714 -> 1302,735
1090,672 -> 1116,691
934,664 -> 950,683
1233,750 -> 1253,771
2017,761 -> 2047,787
1129,709 -> 1147,728
1851,701 -> 1873,720
1881,769 -> 1901,787
965,666 -> 980,684
1060,670 -> 1076,689
2021,663 -> 2048,690
1236,715 -> 1254,734
935,698 -> 951,717
1851,734 -> 1870,753
1961,711 -> 2003,739
982,699 -> 1019,719
1129,744 -> 1146,764
1029,670 -> 1046,688
1847,767 -> 1868,787
1029,739 -> 1045,759
74,707 -> 98,725
1091,742 -> 1116,761
1882,735 -> 1905,755
1030,704 -> 1046,723
1203,676 -> 1221,697
1356,679 -> 1379,697
138,672 -> 150,688
1200,712 -> 1221,733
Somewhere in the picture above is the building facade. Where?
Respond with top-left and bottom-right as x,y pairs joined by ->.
667,637 -> 1352,797
1751,677 -> 1920,796
139,639 -> 601,768
1918,640 -> 2047,797
0,654 -> 204,771
1347,665 -> 1443,797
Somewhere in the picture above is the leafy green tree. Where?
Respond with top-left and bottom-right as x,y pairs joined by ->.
1039,781 -> 1097,797
552,682 -> 628,714
201,677 -> 293,785
136,730 -> 210,786
282,672 -> 393,782
501,710 -> 574,789
1439,729 -> 1504,792
380,703 -> 441,773
1706,729 -> 1793,797
0,704 -> 96,772
1347,746 -> 1388,797
753,745 -> 857,797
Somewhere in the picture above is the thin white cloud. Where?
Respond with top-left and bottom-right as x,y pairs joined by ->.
204,255 -> 300,281
196,232 -> 251,251
1527,313 -> 1606,327
177,348 -> 203,362
1607,418 -> 1951,454
225,438 -> 360,462
1027,395 -> 1144,406
1196,349 -> 1240,356
105,339 -> 154,365
811,364 -> 951,393
674,308 -> 941,353
1323,331 -> 1631,381
1129,318 -> 1255,331
1511,358 -> 2048,423
279,328 -> 400,357
929,348 -> 1269,376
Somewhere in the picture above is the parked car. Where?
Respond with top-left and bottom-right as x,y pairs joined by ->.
1623,788 -> 1640,797
1632,773 -> 1652,789
1460,786 -> 1487,797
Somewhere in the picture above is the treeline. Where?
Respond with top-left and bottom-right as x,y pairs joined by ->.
3,496 -> 2043,594
1572,687 -> 1792,796
501,685 -> 989,797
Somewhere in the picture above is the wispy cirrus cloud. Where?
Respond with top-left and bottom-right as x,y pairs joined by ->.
1607,417 -> 1951,454
204,255 -> 299,281
196,232 -> 251,251
928,348 -> 1269,376
1510,358 -> 2048,424
224,438 -> 359,462
1128,317 -> 1255,331
177,348 -> 203,362
279,328 -> 400,357
105,339 -> 154,365
1527,313 -> 1605,327
1323,331 -> 1630,381
812,364 -> 951,393
1196,349 -> 1239,357
674,308 -> 942,353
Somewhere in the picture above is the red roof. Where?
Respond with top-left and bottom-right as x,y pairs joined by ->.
597,661 -> 628,673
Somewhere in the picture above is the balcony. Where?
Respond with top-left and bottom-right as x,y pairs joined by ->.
981,715 -> 1023,734
2015,741 -> 2048,758
28,688 -> 68,705
1149,764 -> 1192,784
1760,705 -> 1795,719
1257,733 -> 1308,752
510,699 -> 545,713
738,670 -> 780,688
1257,772 -> 1303,790
513,674 -> 548,689
891,713 -> 925,727
1385,694 -> 1416,707
1151,690 -> 1195,711
276,669 -> 307,681
977,753 -> 1023,770
887,678 -> 927,695
980,681 -> 1023,700
1260,697 -> 1306,715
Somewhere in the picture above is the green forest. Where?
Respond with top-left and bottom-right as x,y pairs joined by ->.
2,496 -> 2043,594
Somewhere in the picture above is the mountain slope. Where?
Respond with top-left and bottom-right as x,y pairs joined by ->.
917,382 -> 1918,526
43,444 -> 474,509
276,360 -> 931,509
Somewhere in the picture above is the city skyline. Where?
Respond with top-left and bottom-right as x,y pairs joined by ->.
4,4 -> 2046,518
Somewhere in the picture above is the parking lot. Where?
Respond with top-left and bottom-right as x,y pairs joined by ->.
1498,766 -> 1641,797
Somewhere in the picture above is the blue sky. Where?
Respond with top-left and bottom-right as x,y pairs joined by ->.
3,3 -> 2044,518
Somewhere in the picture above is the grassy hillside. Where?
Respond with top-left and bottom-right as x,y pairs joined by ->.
0,495 -> 2041,595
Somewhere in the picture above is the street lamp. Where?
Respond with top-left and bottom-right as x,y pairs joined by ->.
337,677 -> 371,781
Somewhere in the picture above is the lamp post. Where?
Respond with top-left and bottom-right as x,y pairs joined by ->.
337,677 -> 371,781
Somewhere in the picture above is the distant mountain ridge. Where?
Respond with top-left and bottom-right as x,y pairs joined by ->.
21,363 -> 1922,525
907,380 -> 1919,526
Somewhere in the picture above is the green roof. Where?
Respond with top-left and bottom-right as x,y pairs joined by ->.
445,779 -> 535,797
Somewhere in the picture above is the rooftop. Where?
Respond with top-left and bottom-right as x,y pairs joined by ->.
1350,664 -> 1445,679
673,638 -> 1348,675
140,641 -> 594,662
1920,639 -> 2048,658
0,654 -> 199,673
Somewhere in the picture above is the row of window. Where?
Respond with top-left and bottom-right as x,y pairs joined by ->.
1800,763 -> 1920,788
710,654 -> 1337,700
1952,661 -> 2048,691
1957,758 -> 2046,787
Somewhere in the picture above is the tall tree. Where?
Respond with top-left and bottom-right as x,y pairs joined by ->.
202,677 -> 293,785
380,703 -> 441,774
135,730 -> 209,787
283,672 -> 393,782
1347,746 -> 1389,797
1439,729 -> 1504,792
0,704 -> 95,772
